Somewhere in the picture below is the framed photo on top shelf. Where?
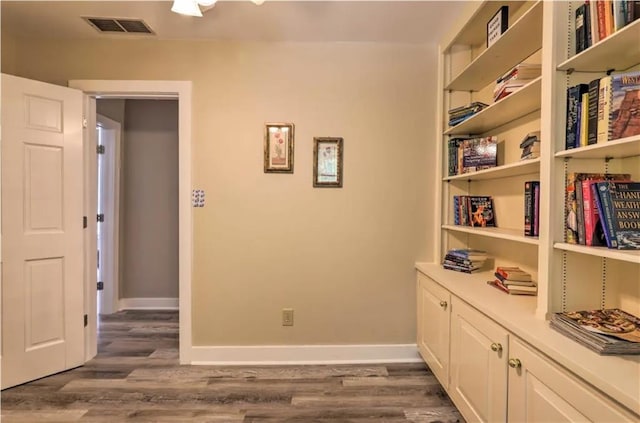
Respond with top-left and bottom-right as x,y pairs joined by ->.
487,6 -> 508,47
264,122 -> 294,173
313,137 -> 343,188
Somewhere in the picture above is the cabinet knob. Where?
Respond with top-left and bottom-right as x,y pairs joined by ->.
439,301 -> 448,309
508,358 -> 522,369
490,343 -> 502,353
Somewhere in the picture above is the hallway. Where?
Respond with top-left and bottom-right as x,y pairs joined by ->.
1,311 -> 463,422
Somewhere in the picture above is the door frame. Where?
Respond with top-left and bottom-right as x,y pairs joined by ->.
96,113 -> 121,315
69,80 -> 193,364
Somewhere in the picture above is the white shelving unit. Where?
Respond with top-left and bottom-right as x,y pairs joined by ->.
417,1 -> 640,420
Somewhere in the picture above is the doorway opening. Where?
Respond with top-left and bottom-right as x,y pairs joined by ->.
94,100 -> 179,321
69,80 -> 193,365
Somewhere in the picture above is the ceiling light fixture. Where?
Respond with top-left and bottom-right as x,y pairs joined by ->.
171,0 -> 265,17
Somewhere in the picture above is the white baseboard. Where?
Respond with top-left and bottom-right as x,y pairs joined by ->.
118,297 -> 178,310
190,344 -> 421,365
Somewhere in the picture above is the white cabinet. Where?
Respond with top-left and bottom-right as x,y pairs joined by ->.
508,338 -> 637,423
450,297 -> 508,423
416,272 -> 450,388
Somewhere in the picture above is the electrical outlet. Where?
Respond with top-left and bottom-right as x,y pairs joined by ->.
282,308 -> 294,326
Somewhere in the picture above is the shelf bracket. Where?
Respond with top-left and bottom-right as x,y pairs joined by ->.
606,68 -> 615,75
566,68 -> 574,75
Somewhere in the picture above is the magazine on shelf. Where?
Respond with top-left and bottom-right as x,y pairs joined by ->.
550,309 -> 640,355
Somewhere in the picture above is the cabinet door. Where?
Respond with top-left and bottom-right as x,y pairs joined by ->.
508,338 -> 636,422
450,297 -> 508,423
416,272 -> 450,388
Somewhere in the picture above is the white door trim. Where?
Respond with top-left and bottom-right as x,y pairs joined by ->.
69,80 -> 193,364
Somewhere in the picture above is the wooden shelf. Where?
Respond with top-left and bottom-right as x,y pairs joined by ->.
555,135 -> 640,160
445,158 -> 540,182
557,20 -> 640,73
443,225 -> 539,245
445,1 -> 543,92
554,243 -> 640,265
445,77 -> 541,136
444,1 -> 529,49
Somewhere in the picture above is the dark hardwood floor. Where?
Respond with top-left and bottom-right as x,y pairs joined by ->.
1,310 -> 464,422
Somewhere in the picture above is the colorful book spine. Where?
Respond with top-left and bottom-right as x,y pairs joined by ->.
595,181 -> 618,248
597,1 -> 609,40
534,182 -> 540,237
587,78 -> 600,145
579,92 -> 589,147
583,180 -> 602,246
524,181 -> 539,237
608,181 -> 640,249
609,70 -> 640,141
589,1 -> 601,45
566,84 -> 589,149
576,4 -> 588,53
596,75 -> 612,143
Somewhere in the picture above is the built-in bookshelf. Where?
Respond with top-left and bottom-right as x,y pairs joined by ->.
417,1 -> 640,420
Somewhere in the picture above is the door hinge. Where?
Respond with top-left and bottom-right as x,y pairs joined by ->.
97,213 -> 105,223
82,117 -> 88,128
97,144 -> 105,154
83,216 -> 88,228
97,281 -> 104,291
84,314 -> 88,327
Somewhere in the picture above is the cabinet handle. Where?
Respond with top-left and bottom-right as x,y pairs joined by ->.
508,358 -> 522,369
439,301 -> 448,309
490,343 -> 502,353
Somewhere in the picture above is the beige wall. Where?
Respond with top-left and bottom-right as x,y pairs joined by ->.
3,38 -> 437,345
121,99 -> 179,299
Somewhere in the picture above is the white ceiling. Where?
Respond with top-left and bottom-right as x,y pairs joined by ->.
1,1 -> 468,43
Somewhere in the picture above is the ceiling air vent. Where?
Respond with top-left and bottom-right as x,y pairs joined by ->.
84,17 -> 154,35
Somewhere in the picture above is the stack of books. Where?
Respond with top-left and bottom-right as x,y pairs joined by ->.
550,308 -> 640,355
493,63 -> 541,102
487,266 -> 537,296
448,102 -> 488,127
519,131 -> 540,160
442,249 -> 488,273
447,136 -> 498,176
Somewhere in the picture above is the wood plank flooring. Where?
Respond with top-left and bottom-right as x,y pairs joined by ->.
1,310 -> 464,422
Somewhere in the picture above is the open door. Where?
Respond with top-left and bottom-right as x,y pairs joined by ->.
96,114 -> 121,315
1,74 -> 85,389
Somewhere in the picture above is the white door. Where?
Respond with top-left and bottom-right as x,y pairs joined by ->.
1,74 -> 85,389
96,114 -> 120,315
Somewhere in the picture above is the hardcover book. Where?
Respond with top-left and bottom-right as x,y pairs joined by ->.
467,196 -> 496,227
524,181 -> 539,237
461,137 -> 498,172
609,71 -> 640,140
596,75 -> 612,143
602,181 -> 640,249
566,83 -> 589,149
587,77 -> 600,145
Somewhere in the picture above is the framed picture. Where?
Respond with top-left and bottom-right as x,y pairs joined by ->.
487,6 -> 508,47
264,123 -> 294,173
313,137 -> 343,188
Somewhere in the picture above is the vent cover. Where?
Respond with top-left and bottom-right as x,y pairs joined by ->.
84,17 -> 154,35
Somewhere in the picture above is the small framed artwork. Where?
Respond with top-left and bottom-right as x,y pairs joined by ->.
313,137 -> 343,188
487,6 -> 508,47
264,122 -> 294,173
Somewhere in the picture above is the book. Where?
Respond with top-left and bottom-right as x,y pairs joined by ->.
533,181 -> 540,236
609,70 -> 640,140
589,0 -> 601,46
566,83 -> 589,149
584,1 -> 593,48
495,266 -> 532,282
587,77 -> 600,145
461,137 -> 497,173
579,91 -> 589,147
487,279 -> 537,296
582,175 -> 632,246
494,272 -> 536,287
595,181 -> 620,248
550,308 -> 640,355
567,173 -> 632,244
524,181 -> 539,237
596,1 -> 609,40
447,249 -> 488,261
613,0 -> 627,30
596,75 -> 612,143
576,3 -> 588,53
467,196 -> 496,227
605,181 -> 640,249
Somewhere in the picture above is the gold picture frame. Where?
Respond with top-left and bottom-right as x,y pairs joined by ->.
313,137 -> 343,188
264,123 -> 294,173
